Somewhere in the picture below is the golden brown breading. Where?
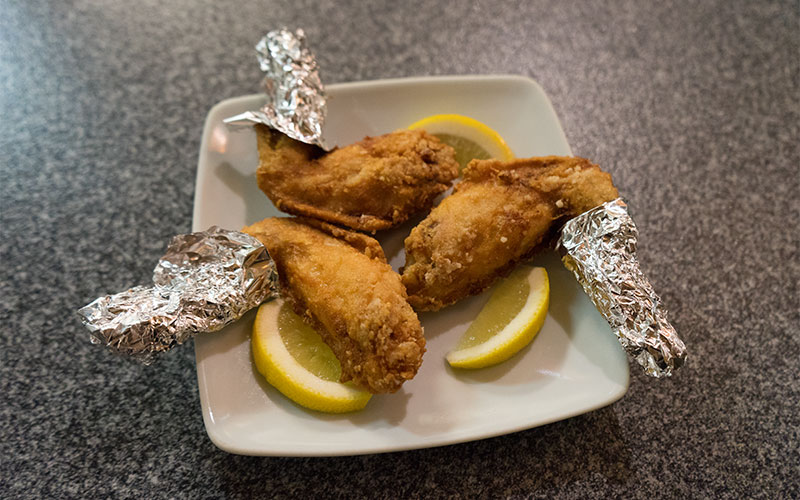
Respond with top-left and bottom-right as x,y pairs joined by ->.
401,156 -> 619,311
243,217 -> 425,394
255,126 -> 459,232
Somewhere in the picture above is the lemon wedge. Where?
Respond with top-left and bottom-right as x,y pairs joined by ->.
252,299 -> 372,413
446,266 -> 549,369
408,113 -> 514,170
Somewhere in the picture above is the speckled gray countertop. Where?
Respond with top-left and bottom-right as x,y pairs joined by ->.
1,0 -> 798,498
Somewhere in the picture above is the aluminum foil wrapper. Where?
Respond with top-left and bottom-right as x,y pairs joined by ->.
224,28 -> 329,150
557,198 -> 687,377
77,227 -> 279,364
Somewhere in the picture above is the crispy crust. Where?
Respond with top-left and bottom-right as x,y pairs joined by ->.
243,217 -> 425,394
255,125 -> 459,232
293,216 -> 386,261
402,156 -> 619,311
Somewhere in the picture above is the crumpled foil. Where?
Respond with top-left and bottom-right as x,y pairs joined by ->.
77,227 -> 279,364
223,28 -> 329,150
557,198 -> 687,377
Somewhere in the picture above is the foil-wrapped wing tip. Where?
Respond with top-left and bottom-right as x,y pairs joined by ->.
78,227 -> 279,363
558,198 -> 687,378
224,28 -> 329,150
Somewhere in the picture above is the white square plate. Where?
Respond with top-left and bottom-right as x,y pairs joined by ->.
193,75 -> 629,456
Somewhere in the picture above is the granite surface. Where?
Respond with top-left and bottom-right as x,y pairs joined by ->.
1,0 -> 798,498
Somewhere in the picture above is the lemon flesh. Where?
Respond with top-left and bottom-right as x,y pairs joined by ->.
408,113 -> 514,170
434,133 -> 493,170
252,300 -> 372,413
446,266 -> 549,369
277,304 -> 340,381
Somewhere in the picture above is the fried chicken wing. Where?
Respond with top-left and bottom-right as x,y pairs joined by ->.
255,125 -> 459,232
243,216 -> 425,393
402,156 -> 619,311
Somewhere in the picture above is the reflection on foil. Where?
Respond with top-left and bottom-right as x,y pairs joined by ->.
77,227 -> 279,364
224,28 -> 329,150
557,198 -> 687,377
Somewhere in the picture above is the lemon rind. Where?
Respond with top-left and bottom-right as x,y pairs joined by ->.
446,268 -> 549,367
408,113 -> 514,160
252,301 -> 372,412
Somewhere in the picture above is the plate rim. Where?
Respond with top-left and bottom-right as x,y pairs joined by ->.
193,74 -> 629,456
